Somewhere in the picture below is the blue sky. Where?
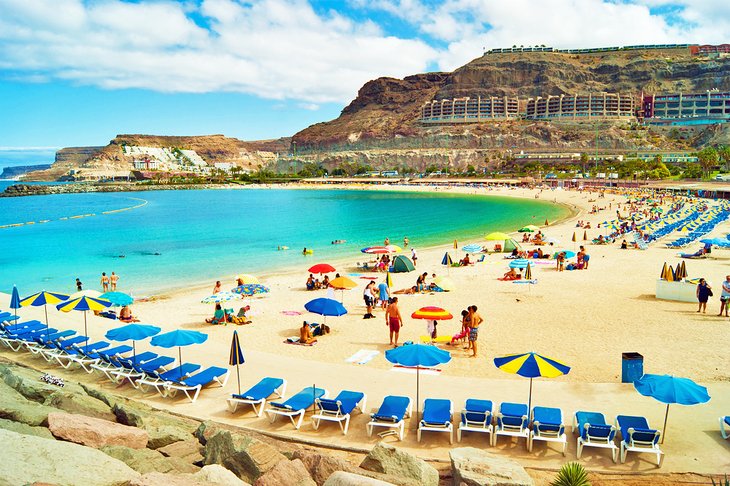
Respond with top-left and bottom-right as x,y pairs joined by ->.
0,0 -> 726,158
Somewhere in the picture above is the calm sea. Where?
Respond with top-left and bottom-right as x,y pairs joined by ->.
0,187 -> 567,295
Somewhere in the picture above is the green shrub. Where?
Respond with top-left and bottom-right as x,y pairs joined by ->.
711,475 -> 729,486
550,462 -> 590,486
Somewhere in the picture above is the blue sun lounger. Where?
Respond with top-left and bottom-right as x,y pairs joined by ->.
494,402 -> 530,447
136,363 -> 202,395
457,399 -> 493,443
366,395 -> 412,441
27,330 -> 76,355
53,341 -> 111,370
574,411 -> 617,462
312,390 -> 367,435
720,416 -> 730,439
227,377 -> 287,416
266,386 -> 328,430
616,415 -> 662,466
109,352 -> 169,384
418,398 -> 453,444
529,406 -> 567,455
162,366 -> 230,403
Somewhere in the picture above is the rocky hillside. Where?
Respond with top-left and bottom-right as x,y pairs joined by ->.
293,48 -> 730,154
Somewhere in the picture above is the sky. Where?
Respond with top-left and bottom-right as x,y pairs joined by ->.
0,0 -> 727,163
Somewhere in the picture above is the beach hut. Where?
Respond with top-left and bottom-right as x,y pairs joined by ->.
391,255 -> 415,273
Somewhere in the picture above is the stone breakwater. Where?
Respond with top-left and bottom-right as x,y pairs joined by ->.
1,183 -> 236,197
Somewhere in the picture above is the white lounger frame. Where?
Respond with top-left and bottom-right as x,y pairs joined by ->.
366,400 -> 413,441
720,417 -> 730,440
493,411 -> 530,447
163,370 -> 230,403
227,380 -> 288,416
265,389 -> 329,430
312,394 -> 367,435
457,408 -> 493,443
528,411 -> 567,456
417,401 -> 454,444
618,424 -> 663,466
573,415 -> 618,462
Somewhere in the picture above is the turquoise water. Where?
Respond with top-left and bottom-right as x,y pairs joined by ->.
0,188 -> 567,295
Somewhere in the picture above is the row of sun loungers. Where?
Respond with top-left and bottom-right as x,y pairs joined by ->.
0,316 -> 229,403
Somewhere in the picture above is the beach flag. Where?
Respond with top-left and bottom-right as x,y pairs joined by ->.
660,262 -> 668,280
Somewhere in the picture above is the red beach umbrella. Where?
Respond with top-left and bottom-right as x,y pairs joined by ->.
411,306 -> 453,320
309,263 -> 336,274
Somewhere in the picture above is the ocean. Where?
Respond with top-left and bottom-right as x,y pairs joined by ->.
0,187 -> 567,295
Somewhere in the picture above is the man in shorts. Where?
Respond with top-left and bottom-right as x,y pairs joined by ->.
100,272 -> 110,292
720,275 -> 730,317
385,297 -> 403,347
468,305 -> 484,358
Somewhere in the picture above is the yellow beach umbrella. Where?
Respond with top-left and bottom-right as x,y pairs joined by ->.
235,274 -> 260,285
433,276 -> 454,291
329,276 -> 357,290
485,232 -> 511,241
660,262 -> 669,280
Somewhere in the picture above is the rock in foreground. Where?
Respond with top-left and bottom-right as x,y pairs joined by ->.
449,447 -> 534,485
48,412 -> 148,449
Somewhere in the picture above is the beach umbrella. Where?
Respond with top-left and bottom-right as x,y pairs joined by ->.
665,266 -> 675,282
553,250 -> 576,259
56,295 -> 112,343
660,262 -> 669,279
201,291 -> 242,304
583,230 -> 588,241
572,232 -> 576,242
20,290 -> 70,329
151,329 -> 208,380
10,285 -> 20,319
545,219 -> 549,226
231,284 -> 270,297
441,252 -> 453,274
524,262 -> 533,281
432,276 -> 454,292
100,292 -> 134,307
509,259 -> 530,269
493,352 -> 570,412
385,344 -> 451,426
229,330 -> 245,395
519,225 -> 540,232
675,263 -> 682,281
330,276 -> 358,302
309,263 -> 336,274
633,374 -> 711,444
679,261 -> 687,279
462,244 -> 483,253
361,246 -> 389,254
485,232 -> 511,241
304,297 -> 347,325
386,245 -> 402,253
235,274 -> 259,284
385,272 -> 393,290
411,306 -> 453,321
105,323 -> 161,362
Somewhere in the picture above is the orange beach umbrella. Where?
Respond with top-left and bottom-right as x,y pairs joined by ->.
411,306 -> 453,320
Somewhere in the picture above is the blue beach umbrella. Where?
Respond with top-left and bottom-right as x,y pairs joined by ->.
634,374 -> 711,443
441,252 -> 453,266
100,292 -> 134,307
105,323 -> 161,361
494,352 -> 571,412
10,285 -> 20,319
462,244 -> 483,253
508,259 -> 530,269
151,329 -> 209,380
57,295 -> 112,343
201,291 -> 241,305
304,297 -> 347,325
20,290 -> 70,328
385,344 -> 451,425
553,250 -> 576,259
229,330 -> 245,395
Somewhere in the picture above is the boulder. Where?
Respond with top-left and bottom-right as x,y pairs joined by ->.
324,472 -> 396,486
129,472 -> 209,486
0,363 -> 86,402
195,464 -> 251,486
253,459 -> 315,486
0,417 -> 54,439
113,401 -> 197,448
292,449 -> 357,485
203,430 -> 286,483
48,412 -> 148,449
158,439 -> 205,465
194,420 -> 224,445
449,447 -> 533,486
0,428 -> 139,485
360,443 -> 438,486
147,423 -> 195,449
44,390 -> 117,421
0,381 -> 55,426
102,445 -> 200,474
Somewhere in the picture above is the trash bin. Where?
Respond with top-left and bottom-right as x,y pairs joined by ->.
621,352 -> 643,383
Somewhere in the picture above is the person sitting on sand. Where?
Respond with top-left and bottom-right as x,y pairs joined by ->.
231,305 -> 252,325
502,268 -> 520,280
206,304 -> 227,325
460,254 -> 471,266
306,274 -> 316,291
299,321 -> 317,345
322,275 -> 330,288
119,305 -> 139,323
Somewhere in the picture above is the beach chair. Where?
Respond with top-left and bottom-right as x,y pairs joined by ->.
265,386 -> 327,430
227,377 -> 287,416
573,411 -> 618,462
457,399 -> 493,443
720,416 -> 730,439
366,395 -> 412,441
109,352 -> 169,385
26,330 -> 76,355
493,402 -> 530,447
616,415 -> 662,466
39,335 -> 89,361
529,406 -> 567,456
418,398 -> 453,444
1,325 -> 55,352
162,366 -> 230,403
52,341 -> 111,370
312,390 -> 367,435
136,363 -> 202,395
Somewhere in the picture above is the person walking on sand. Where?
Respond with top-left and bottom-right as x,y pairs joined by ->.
411,247 -> 418,266
110,272 -> 119,291
100,272 -> 110,292
468,305 -> 483,358
75,278 -> 83,292
720,275 -> 730,317
385,297 -> 403,347
696,278 -> 712,314
363,281 -> 376,319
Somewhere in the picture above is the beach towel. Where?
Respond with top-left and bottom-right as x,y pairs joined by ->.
419,335 -> 451,343
281,310 -> 302,316
345,349 -> 379,364
284,337 -> 316,346
451,329 -> 467,344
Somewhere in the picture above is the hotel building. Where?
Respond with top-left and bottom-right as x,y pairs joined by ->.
642,91 -> 730,125
524,93 -> 636,120
420,96 -> 520,123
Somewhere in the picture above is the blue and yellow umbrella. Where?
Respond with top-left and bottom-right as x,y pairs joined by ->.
20,290 -> 70,328
56,295 -> 112,343
494,352 -> 570,411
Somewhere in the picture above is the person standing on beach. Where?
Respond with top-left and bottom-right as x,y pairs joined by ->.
411,247 -> 417,266
110,272 -> 119,291
696,278 -> 712,314
720,275 -> 730,317
468,305 -> 483,358
385,297 -> 403,347
76,278 -> 83,292
363,281 -> 375,319
101,272 -> 110,291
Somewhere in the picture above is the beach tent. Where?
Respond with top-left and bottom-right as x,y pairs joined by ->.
391,255 -> 415,273
503,238 -> 521,253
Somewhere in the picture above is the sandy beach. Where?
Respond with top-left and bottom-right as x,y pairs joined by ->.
3,183 -> 730,477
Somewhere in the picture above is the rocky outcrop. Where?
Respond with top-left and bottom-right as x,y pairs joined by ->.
48,412 -> 149,449
0,380 -> 55,426
203,429 -> 287,483
0,417 -> 54,439
196,464 -> 251,486
44,389 -> 116,421
324,472 -> 396,486
158,439 -> 205,464
292,449 -> 357,485
101,445 -> 200,474
449,447 -> 533,486
252,458 -> 316,486
360,443 -> 439,486
0,428 -> 140,486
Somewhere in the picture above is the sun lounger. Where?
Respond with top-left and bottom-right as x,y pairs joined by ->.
529,406 -> 566,455
227,377 -> 287,416
53,341 -> 111,370
493,402 -> 529,447
366,395 -> 412,441
457,399 -> 493,442
26,330 -> 76,355
418,398 -> 453,444
109,353 -> 169,384
1,325 -> 57,352
266,386 -> 327,430
312,390 -> 366,435
39,335 -> 89,361
616,415 -> 662,466
573,411 -> 617,462
136,363 -> 202,395
162,366 -> 230,403
720,416 -> 730,439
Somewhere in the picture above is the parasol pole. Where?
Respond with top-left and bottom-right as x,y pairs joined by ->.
44,305 -> 49,332
178,347 -> 183,380
415,366 -> 420,429
235,363 -> 241,396
83,311 -> 88,345
661,404 -> 669,444
528,377 -> 533,413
